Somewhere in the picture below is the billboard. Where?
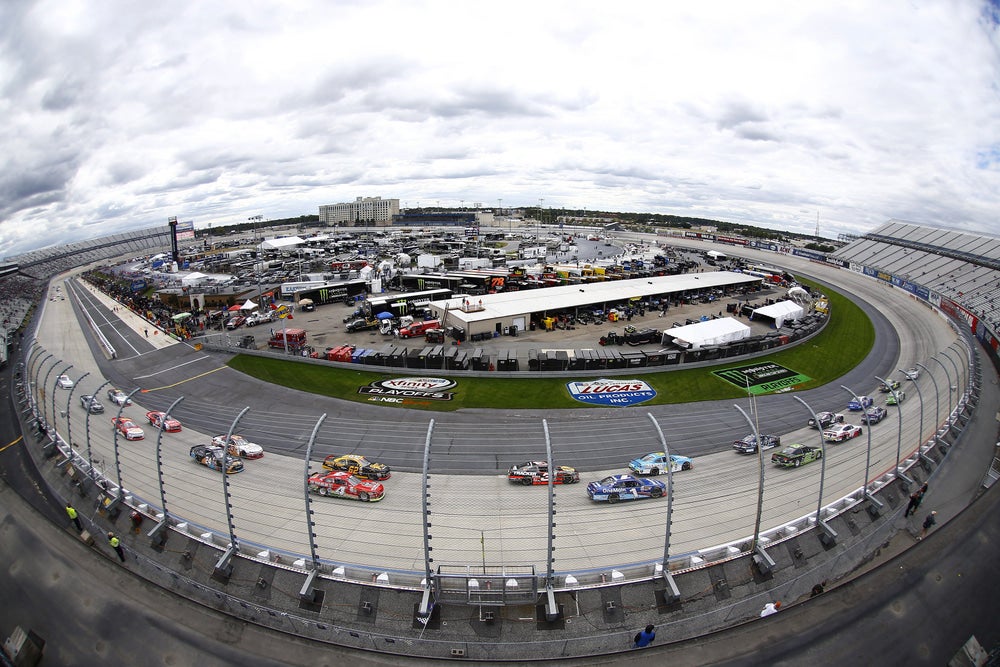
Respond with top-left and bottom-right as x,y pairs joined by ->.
175,220 -> 195,240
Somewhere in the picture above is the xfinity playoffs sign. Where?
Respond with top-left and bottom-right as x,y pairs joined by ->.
567,379 -> 656,407
358,377 -> 456,403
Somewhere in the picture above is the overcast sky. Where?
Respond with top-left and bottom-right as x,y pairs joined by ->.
2,1 -> 999,258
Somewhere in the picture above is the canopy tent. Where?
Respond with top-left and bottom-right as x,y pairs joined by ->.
662,317 -> 750,350
258,236 -> 305,251
240,299 -> 258,311
298,298 -> 314,307
171,312 -> 192,322
179,272 -> 208,286
751,300 -> 805,329
227,304 -> 242,312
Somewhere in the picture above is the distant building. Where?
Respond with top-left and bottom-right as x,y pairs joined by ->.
319,197 -> 400,227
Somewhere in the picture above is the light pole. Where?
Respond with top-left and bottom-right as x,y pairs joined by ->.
875,375 -> 912,489
840,385 -> 883,512
792,396 -> 837,545
249,215 -> 264,303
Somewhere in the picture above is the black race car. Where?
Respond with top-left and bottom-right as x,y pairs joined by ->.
507,461 -> 580,485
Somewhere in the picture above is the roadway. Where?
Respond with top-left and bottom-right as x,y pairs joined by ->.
21,250 -> 967,576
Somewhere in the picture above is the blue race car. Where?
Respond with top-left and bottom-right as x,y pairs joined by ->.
628,452 -> 693,475
586,474 -> 666,503
847,395 -> 873,411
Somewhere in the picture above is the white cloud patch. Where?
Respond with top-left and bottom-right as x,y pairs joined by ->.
1,0 -> 999,257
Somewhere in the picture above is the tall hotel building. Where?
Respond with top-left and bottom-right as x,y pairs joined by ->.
319,197 -> 400,227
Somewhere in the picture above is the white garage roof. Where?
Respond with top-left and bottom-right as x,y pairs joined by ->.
751,300 -> 805,329
430,271 -> 761,326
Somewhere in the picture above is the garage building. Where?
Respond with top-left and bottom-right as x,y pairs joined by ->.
426,271 -> 761,341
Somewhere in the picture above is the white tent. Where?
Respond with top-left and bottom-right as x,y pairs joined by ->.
179,272 -> 208,286
662,317 -> 750,350
240,299 -> 258,311
751,300 -> 804,329
259,236 -> 305,251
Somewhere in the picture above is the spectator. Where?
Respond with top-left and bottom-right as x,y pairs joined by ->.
760,601 -> 781,617
918,511 -> 938,540
633,624 -> 655,648
905,483 -> 928,517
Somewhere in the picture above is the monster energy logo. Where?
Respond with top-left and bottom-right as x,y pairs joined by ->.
714,362 -> 810,395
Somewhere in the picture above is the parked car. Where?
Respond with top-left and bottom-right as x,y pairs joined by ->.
211,434 -> 264,459
322,454 -> 390,480
628,452 -> 693,475
226,316 -> 246,329
586,474 -> 666,503
307,471 -> 384,501
879,379 -> 901,393
807,411 -> 845,429
111,417 -> 144,440
886,390 -> 906,405
56,374 -> 74,389
146,411 -> 182,432
823,423 -> 863,443
190,444 -> 244,474
79,394 -> 104,414
847,395 -> 874,411
732,434 -> 781,454
107,388 -> 132,406
861,406 -> 888,424
345,318 -> 380,333
771,444 -> 823,468
507,461 -> 580,485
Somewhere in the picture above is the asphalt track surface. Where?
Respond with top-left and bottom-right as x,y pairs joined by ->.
23,246 -> 965,578
4,238 -> 999,666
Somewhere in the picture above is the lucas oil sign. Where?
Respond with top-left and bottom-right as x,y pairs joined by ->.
566,379 -> 656,407
358,377 -> 456,403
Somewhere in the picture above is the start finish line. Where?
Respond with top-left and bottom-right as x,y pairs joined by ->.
714,362 -> 811,395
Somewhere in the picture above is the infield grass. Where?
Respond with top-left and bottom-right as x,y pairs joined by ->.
226,280 -> 874,412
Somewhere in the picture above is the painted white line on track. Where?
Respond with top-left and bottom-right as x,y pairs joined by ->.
133,356 -> 213,379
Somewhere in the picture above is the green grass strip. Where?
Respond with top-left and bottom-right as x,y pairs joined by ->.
226,279 -> 874,411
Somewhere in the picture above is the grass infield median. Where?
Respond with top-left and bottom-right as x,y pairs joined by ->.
226,280 -> 873,412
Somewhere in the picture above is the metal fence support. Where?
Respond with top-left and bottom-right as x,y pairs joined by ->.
542,419 -> 559,621
418,419 -> 436,618
733,404 -> 771,575
215,406 -> 250,580
299,412 -> 327,603
150,396 -> 185,548
875,375 -> 913,490
792,396 -> 838,546
839,385 -> 883,512
647,413 -> 680,602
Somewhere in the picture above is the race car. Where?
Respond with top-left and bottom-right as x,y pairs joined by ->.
146,411 -> 182,432
902,367 -> 920,381
732,434 -> 781,454
823,423 -> 863,443
627,452 -> 693,475
807,411 -> 845,429
886,390 -> 906,406
771,444 -> 823,468
307,470 -> 384,502
507,461 -> 580,485
879,379 -> 901,393
189,445 -> 245,474
846,395 -> 874,411
586,474 -> 666,503
861,406 -> 888,424
111,417 -> 144,440
79,394 -> 104,414
56,374 -> 74,389
322,454 -> 390,480
106,388 -> 132,406
211,434 -> 265,459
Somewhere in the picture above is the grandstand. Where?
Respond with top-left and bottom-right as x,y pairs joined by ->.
832,219 -> 1000,337
0,225 -> 172,361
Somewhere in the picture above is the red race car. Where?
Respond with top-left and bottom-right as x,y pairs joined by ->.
307,471 -> 384,502
146,411 -> 182,432
112,417 -> 145,440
